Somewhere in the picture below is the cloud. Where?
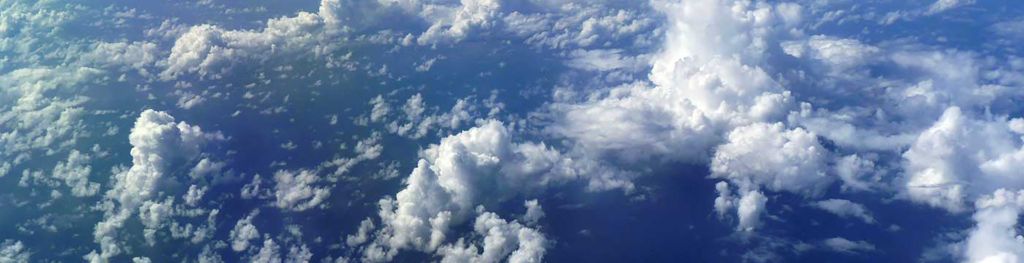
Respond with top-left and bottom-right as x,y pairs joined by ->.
252,238 -> 281,263
521,199 -> 544,225
832,154 -> 883,192
160,11 -> 329,80
0,67 -> 98,167
811,199 -> 876,224
51,149 -> 99,197
414,0 -> 502,45
436,212 -> 547,263
711,123 -> 830,196
965,189 -> 1024,263
926,0 -> 975,15
88,109 -> 223,262
326,132 -> 383,179
736,190 -> 767,231
80,41 -> 160,74
903,107 -> 1024,213
230,210 -> 260,252
780,35 -> 879,73
822,237 -> 876,254
0,240 -> 30,262
347,218 -> 375,247
273,169 -> 331,212
360,120 -> 571,261
565,49 -> 646,72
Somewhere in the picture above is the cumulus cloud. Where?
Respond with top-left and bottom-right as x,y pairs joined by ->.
80,41 -> 160,74
52,149 -> 100,197
413,0 -> 502,45
347,218 -> 376,247
538,0 -> 830,234
832,154 -> 883,192
903,107 -> 1024,213
811,199 -> 876,224
360,120 -> 572,261
547,0 -> 805,170
965,189 -> 1024,263
0,240 -> 30,262
736,190 -> 767,231
521,199 -> 544,225
436,212 -> 547,263
160,13 -> 324,79
157,0 -> 660,81
87,110 -> 223,262
380,93 -> 488,139
273,169 -> 331,211
712,123 -> 830,196
252,238 -> 281,263
231,210 -> 260,252
326,132 -> 383,179
7,0 -> 1024,261
0,67 -> 97,167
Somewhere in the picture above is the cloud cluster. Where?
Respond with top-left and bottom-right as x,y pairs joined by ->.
273,169 -> 331,211
4,0 -> 1024,261
88,110 -> 224,262
436,212 -> 547,263
903,107 -> 1024,213
0,240 -> 30,262
358,120 -> 568,262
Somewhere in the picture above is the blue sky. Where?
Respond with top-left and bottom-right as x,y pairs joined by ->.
2,0 -> 1024,262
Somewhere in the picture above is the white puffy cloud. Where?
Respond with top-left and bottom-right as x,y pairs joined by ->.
414,0 -> 502,45
547,0 -> 805,169
231,210 -> 260,252
811,199 -> 876,224
368,95 -> 391,123
273,169 -> 331,211
52,149 -> 99,197
503,2 -> 658,50
436,212 -> 547,263
736,190 -> 767,232
326,132 -> 383,179
241,174 -> 269,200
361,120 -> 571,261
833,154 -> 883,192
0,67 -> 97,167
381,93 -> 487,139
80,41 -> 160,74
547,81 -> 719,165
252,238 -> 281,263
160,12 -> 327,80
521,199 -> 544,225
903,107 -> 1024,213
108,110 -> 222,210
787,104 -> 915,152
712,122 -> 830,196
543,0 -> 833,234
714,181 -> 737,219
965,189 -> 1024,263
183,185 -> 206,206
286,244 -> 313,263
87,110 -> 223,262
347,218 -> 376,247
248,238 -> 312,263
0,240 -> 30,262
